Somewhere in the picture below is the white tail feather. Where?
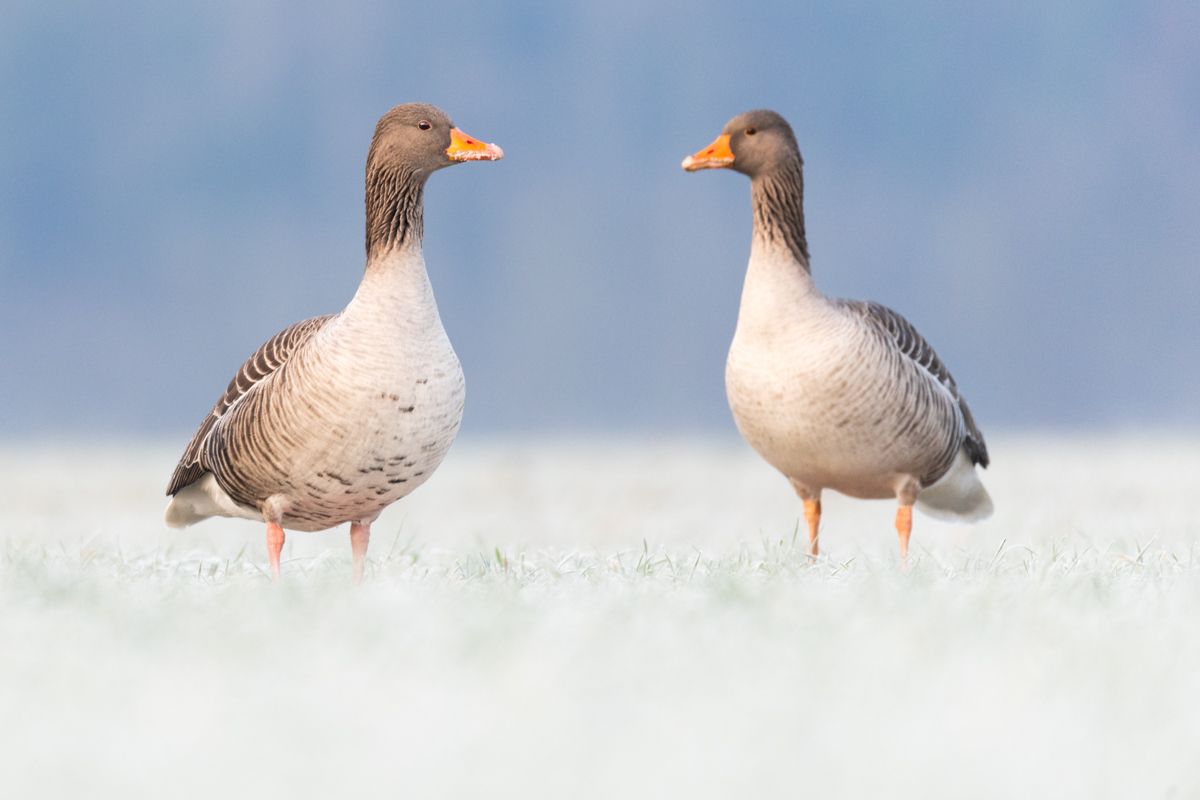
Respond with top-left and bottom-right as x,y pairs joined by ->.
916,449 -> 993,523
164,473 -> 261,528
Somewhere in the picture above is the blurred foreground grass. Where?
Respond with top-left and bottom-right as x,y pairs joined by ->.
1,435 -> 1198,799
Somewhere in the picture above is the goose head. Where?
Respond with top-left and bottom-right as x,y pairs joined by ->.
363,103 -> 502,257
367,103 -> 503,180
681,109 -> 801,178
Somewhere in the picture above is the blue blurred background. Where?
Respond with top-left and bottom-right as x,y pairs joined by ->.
2,0 -> 1197,438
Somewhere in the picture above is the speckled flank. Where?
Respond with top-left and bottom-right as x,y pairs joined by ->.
167,245 -> 464,532
207,249 -> 463,531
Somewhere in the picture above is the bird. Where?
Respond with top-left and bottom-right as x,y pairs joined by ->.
164,103 -> 503,582
681,109 -> 991,565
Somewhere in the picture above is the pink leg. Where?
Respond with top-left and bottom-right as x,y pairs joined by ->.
350,521 -> 371,584
266,521 -> 285,582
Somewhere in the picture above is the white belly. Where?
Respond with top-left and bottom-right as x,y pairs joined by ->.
269,344 -> 465,531
725,324 -> 932,499
719,245 -> 983,513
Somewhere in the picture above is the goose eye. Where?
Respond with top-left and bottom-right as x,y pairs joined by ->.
418,120 -> 432,131
745,127 -> 757,136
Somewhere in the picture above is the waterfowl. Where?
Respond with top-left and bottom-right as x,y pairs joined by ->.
682,109 -> 991,564
165,103 -> 502,581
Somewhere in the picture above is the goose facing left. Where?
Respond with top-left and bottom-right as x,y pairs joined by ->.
681,109 -> 991,566
165,102 -> 503,582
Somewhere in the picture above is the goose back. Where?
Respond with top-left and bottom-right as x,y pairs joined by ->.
167,314 -> 336,496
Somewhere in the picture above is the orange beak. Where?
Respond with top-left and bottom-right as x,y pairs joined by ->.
446,128 -> 504,162
681,133 -> 734,171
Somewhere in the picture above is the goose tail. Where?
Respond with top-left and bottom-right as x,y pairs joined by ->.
916,449 -> 993,523
164,473 -> 260,528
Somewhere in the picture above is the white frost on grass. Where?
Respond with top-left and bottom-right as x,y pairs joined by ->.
1,434 -> 1198,799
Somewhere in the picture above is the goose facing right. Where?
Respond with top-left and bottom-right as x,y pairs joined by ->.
682,109 -> 992,564
164,103 -> 502,582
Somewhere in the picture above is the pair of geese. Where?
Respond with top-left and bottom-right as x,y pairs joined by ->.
166,102 -> 992,580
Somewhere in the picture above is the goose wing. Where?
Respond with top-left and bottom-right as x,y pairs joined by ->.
843,300 -> 989,468
166,314 -> 336,496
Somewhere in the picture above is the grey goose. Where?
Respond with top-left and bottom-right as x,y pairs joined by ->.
682,109 -> 991,565
165,103 -> 502,581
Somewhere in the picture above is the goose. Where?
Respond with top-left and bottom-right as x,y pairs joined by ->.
682,109 -> 991,565
165,103 -> 502,581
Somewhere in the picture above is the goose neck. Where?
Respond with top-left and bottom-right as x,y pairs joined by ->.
749,160 -> 810,271
365,164 -> 426,260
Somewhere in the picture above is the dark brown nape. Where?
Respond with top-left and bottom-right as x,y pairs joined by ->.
750,157 -> 810,270
365,163 -> 424,259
